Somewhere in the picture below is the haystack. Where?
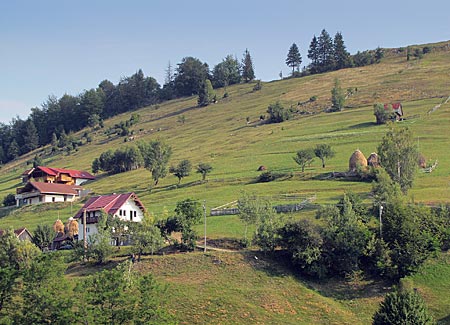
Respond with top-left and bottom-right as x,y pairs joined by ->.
367,153 -> 380,168
349,149 -> 367,172
53,219 -> 65,233
66,217 -> 79,237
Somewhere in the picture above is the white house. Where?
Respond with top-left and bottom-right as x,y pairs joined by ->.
73,192 -> 146,245
15,182 -> 84,207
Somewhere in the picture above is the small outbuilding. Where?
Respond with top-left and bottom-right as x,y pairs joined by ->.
349,149 -> 367,172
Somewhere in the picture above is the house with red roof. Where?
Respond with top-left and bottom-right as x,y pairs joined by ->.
73,192 -> 146,245
21,166 -> 95,185
0,228 -> 33,241
15,181 -> 86,207
383,102 -> 404,120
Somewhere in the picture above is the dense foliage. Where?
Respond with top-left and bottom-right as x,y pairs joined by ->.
373,288 -> 435,325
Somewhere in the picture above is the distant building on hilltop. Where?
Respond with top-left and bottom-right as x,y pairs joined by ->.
73,192 -> 146,246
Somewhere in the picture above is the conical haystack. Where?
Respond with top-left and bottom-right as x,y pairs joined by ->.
367,152 -> 380,168
53,219 -> 64,233
66,218 -> 79,237
349,149 -> 367,172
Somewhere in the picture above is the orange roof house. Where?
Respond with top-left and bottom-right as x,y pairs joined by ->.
22,166 -> 95,185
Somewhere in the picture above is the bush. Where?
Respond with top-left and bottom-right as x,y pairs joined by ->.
267,101 -> 291,123
253,80 -> 262,91
3,193 -> 16,207
373,103 -> 394,124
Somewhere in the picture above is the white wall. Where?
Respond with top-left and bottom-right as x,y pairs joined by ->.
114,199 -> 144,223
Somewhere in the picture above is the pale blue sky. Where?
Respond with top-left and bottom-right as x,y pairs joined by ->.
1,0 -> 449,123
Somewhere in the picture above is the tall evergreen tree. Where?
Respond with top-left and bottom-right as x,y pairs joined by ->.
317,29 -> 334,72
286,43 -> 302,75
22,120 -> 39,153
308,35 -> 320,73
241,49 -> 255,83
333,32 -> 351,70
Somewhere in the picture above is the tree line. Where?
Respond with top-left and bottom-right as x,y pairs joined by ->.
0,50 -> 256,165
285,29 -> 383,77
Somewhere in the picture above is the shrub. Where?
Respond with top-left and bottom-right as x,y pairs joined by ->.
3,193 -> 16,207
267,101 -> 291,123
373,288 -> 435,325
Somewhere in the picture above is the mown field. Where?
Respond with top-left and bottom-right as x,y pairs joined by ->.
0,42 -> 449,324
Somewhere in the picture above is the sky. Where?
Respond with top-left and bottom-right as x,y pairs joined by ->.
1,0 -> 449,123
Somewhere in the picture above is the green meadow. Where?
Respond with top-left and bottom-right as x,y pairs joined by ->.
0,42 -> 449,324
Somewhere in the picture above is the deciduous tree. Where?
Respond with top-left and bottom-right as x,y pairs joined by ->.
138,140 -> 173,185
377,125 -> 418,193
314,143 -> 335,168
293,148 -> 315,172
169,159 -> 192,184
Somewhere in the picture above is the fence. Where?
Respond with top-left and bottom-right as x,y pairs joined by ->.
210,195 -> 316,216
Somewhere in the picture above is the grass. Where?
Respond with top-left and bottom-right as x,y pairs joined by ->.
0,41 -> 449,323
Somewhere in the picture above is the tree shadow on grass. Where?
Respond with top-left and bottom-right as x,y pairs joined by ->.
245,250 -> 393,301
346,122 -> 376,130
439,314 -> 450,325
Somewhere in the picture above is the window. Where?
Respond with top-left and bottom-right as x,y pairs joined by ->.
52,197 -> 56,202
86,227 -> 90,233
130,210 -> 133,221
134,211 -> 137,218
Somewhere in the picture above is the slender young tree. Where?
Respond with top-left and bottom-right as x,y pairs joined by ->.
241,49 -> 255,83
314,144 -> 335,168
286,43 -> 302,75
293,148 -> 315,172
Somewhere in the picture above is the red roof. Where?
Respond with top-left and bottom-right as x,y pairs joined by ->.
33,166 -> 95,180
73,192 -> 146,219
27,181 -> 82,195
0,227 -> 32,238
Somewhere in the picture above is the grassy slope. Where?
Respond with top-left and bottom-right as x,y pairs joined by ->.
0,46 -> 449,226
67,250 -> 449,325
1,41 -> 449,324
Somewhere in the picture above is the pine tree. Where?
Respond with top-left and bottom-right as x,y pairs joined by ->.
286,43 -> 302,75
333,32 -> 351,70
22,120 -> 39,153
308,35 -> 319,73
241,49 -> 255,83
373,288 -> 435,325
317,29 -> 334,72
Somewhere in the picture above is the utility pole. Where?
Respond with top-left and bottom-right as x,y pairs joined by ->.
379,205 -> 383,240
83,208 -> 87,262
203,200 -> 207,253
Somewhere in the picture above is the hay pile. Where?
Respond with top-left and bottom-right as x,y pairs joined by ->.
66,218 -> 79,237
367,153 -> 380,168
53,219 -> 64,233
349,149 -> 367,172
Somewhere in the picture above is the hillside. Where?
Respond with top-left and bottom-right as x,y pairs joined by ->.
0,41 -> 449,324
0,42 -> 449,225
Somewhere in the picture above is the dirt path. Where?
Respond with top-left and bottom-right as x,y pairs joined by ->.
428,95 -> 450,114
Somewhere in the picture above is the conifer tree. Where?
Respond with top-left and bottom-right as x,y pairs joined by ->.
317,29 -> 334,72
241,49 -> 255,83
308,35 -> 320,73
286,43 -> 302,75
333,32 -> 351,70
